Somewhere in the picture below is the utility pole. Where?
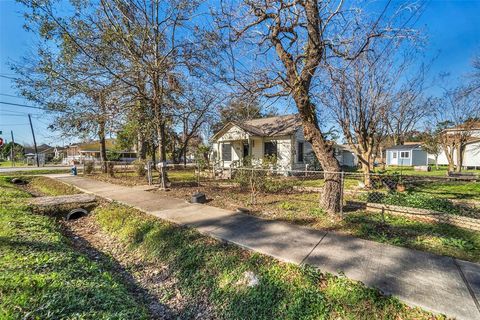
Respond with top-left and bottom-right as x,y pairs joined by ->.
28,114 -> 40,167
10,130 -> 15,167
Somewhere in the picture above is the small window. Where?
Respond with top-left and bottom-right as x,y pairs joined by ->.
264,141 -> 277,157
222,143 -> 232,161
400,151 -> 410,159
297,142 -> 304,162
392,152 -> 397,159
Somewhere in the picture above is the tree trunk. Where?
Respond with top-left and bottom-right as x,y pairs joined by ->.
157,121 -> 167,162
295,98 -> 342,215
137,131 -> 147,160
183,146 -> 187,168
157,121 -> 169,187
98,120 -> 107,173
455,144 -> 465,172
445,146 -> 455,172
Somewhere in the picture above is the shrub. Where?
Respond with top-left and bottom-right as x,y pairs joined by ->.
133,160 -> 147,177
107,162 -> 115,177
84,161 -> 94,174
364,191 -> 470,216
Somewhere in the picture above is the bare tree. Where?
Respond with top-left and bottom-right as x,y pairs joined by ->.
433,89 -> 480,172
322,52 -> 392,188
385,65 -> 432,146
219,0 -> 418,214
421,129 -> 441,170
18,0 -> 221,169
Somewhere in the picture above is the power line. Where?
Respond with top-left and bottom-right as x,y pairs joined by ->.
0,101 -> 49,111
0,75 -> 18,80
0,93 -> 24,99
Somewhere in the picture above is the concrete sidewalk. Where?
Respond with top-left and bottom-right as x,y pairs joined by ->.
54,175 -> 480,320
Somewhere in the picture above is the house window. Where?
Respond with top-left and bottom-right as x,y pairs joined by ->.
400,151 -> 410,159
222,143 -> 232,161
264,141 -> 277,157
392,152 -> 397,159
297,142 -> 304,162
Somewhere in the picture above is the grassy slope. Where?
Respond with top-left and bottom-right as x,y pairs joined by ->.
0,169 -> 70,176
0,177 -> 148,319
93,202 -> 440,319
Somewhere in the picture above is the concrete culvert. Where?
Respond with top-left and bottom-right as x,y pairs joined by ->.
11,178 -> 27,185
66,208 -> 88,220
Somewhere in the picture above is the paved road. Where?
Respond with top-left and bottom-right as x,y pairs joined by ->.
54,175 -> 480,320
0,166 -> 71,173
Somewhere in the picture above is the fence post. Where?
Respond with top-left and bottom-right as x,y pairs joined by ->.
197,161 -> 201,187
340,171 -> 345,216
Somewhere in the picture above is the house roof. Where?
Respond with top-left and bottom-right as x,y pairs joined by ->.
24,144 -> 53,154
445,121 -> 480,132
335,144 -> 354,152
69,139 -> 135,153
213,114 -> 302,140
386,144 -> 422,150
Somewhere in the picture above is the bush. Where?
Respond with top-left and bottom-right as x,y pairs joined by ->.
133,160 -> 147,177
107,162 -> 115,177
84,161 -> 94,174
364,191 -> 466,215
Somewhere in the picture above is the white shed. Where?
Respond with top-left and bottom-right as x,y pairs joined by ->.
385,144 -> 429,167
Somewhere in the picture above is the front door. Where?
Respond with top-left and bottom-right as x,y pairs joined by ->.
243,142 -> 249,158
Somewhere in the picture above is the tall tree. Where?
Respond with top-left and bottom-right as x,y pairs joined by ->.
322,52 -> 392,188
219,0 -> 418,214
212,95 -> 275,133
433,89 -> 480,172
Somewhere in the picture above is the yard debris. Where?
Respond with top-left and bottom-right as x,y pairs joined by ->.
237,271 -> 260,287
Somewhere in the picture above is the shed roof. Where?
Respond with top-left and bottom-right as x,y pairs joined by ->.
386,144 -> 422,150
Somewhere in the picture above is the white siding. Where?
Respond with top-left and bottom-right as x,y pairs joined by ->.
274,137 -> 292,170
437,141 -> 480,167
217,125 -> 248,142
463,142 -> 480,166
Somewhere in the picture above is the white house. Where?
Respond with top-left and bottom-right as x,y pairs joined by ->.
385,144 -> 430,167
211,114 -> 357,171
436,122 -> 480,169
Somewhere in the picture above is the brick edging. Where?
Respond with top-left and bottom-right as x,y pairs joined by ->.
365,203 -> 480,231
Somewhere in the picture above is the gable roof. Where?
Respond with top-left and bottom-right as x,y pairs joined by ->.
386,144 -> 422,151
24,144 -> 53,154
68,139 -> 135,153
213,114 -> 302,140
445,121 -> 480,132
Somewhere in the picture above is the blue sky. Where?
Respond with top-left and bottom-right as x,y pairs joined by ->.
1,0 -> 480,146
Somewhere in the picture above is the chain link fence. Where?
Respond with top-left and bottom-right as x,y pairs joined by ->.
192,167 -> 480,219
80,160 -> 480,219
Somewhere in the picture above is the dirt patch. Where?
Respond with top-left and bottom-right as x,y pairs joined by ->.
61,215 -> 216,319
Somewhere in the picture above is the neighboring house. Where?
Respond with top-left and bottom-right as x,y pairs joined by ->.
63,139 -> 137,164
385,144 -> 430,167
436,122 -> 480,169
24,144 -> 55,166
211,114 -> 357,171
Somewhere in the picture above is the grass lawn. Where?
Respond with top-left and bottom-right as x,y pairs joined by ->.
0,177 -> 149,319
1,175 -> 442,319
92,202 -> 440,319
410,181 -> 480,201
0,168 -> 71,176
0,161 -> 28,167
160,185 -> 480,263
377,165 -> 480,177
